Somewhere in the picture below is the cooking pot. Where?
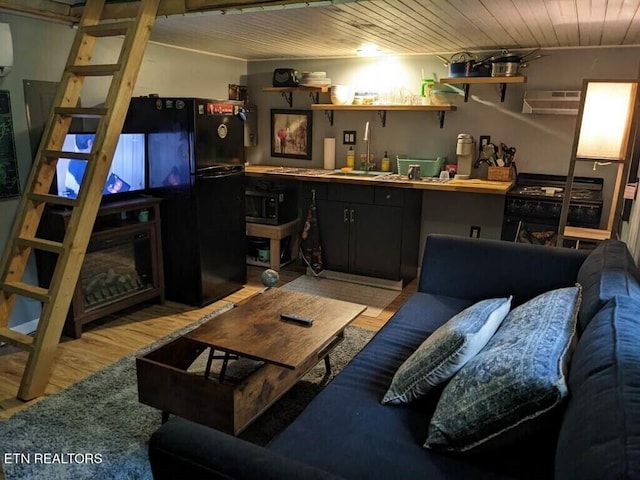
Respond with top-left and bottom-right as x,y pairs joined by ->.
491,61 -> 521,77
438,52 -> 490,78
487,49 -> 545,77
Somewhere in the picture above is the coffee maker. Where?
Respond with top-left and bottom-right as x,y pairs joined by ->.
455,133 -> 475,179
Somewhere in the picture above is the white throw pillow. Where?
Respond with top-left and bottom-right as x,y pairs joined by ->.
382,296 -> 512,405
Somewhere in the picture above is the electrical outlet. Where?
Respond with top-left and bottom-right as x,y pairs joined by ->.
479,135 -> 491,154
470,226 -> 481,238
343,130 -> 356,145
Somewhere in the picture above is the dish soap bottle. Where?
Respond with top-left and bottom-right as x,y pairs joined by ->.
381,151 -> 390,172
346,146 -> 355,169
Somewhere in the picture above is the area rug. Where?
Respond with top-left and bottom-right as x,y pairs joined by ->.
282,275 -> 400,316
0,302 -> 374,480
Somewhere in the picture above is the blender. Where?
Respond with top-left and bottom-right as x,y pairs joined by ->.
455,134 -> 475,179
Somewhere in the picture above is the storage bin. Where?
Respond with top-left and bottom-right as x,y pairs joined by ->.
487,166 -> 515,182
397,156 -> 446,177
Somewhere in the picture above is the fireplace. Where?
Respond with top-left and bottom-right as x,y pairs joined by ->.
81,232 -> 154,309
36,197 -> 165,338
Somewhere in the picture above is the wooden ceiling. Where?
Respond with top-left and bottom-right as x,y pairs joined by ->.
2,0 -> 640,60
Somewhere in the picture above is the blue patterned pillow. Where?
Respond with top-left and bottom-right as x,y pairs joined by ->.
382,297 -> 511,405
424,285 -> 581,452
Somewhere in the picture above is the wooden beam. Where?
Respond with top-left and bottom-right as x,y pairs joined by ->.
71,0 -> 334,19
0,0 -> 78,22
4,0 -> 337,23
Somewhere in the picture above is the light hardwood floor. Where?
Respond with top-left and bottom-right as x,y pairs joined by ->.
0,264 -> 416,421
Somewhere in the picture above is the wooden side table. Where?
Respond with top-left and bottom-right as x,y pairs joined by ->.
246,219 -> 299,270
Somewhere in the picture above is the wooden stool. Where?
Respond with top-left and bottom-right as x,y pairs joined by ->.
246,219 -> 299,270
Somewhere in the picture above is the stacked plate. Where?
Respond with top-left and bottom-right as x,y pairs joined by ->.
299,71 -> 331,87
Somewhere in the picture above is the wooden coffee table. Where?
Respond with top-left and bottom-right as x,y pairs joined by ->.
136,288 -> 366,435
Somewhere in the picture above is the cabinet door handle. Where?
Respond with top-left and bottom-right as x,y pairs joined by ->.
343,208 -> 349,223
350,209 -> 355,223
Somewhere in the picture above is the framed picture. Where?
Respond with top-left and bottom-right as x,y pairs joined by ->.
271,109 -> 312,160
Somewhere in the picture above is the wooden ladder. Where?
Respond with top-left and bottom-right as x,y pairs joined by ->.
0,0 -> 159,401
558,79 -> 640,248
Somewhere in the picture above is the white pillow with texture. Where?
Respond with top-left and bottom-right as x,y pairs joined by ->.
382,296 -> 512,405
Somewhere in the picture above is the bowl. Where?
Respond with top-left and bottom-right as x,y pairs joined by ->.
331,85 -> 354,105
429,83 -> 463,106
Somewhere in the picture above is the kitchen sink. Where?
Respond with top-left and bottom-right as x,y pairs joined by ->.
326,170 -> 393,178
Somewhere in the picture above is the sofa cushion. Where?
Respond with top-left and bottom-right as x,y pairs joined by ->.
268,293 -> 514,479
555,295 -> 640,480
425,285 -> 581,453
577,239 -> 640,332
382,296 -> 511,405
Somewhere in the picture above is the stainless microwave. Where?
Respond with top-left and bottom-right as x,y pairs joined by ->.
245,187 -> 297,225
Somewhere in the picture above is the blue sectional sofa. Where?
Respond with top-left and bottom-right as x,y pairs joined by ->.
148,234 -> 640,479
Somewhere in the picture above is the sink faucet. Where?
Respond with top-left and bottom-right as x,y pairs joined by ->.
363,121 -> 375,171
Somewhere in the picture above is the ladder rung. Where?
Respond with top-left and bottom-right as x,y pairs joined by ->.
575,156 -> 625,163
82,21 -> 133,37
0,327 -> 34,353
1,281 -> 50,303
28,192 -> 78,207
16,237 -> 65,254
54,107 -> 108,118
563,226 -> 612,241
43,150 -> 92,161
67,64 -> 121,76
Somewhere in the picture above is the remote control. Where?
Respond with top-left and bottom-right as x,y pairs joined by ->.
280,313 -> 313,327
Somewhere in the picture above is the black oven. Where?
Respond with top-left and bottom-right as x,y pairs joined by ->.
245,186 -> 297,225
501,173 -> 603,249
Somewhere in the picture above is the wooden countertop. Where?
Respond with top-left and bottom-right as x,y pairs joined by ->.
245,165 -> 513,195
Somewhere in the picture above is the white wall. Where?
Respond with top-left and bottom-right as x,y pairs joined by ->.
0,12 -> 247,328
246,48 -> 640,246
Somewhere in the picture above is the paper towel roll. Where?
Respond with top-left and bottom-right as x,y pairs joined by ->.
323,138 -> 336,170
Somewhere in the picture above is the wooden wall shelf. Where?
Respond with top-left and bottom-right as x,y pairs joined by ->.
262,86 -> 329,107
440,76 -> 527,102
310,103 -> 456,128
263,85 -> 456,126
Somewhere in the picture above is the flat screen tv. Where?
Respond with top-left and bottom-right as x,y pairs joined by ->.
55,133 -> 146,198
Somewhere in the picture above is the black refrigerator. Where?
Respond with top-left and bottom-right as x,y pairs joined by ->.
124,97 -> 247,306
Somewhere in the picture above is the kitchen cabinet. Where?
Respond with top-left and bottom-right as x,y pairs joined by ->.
440,76 -> 526,102
303,183 -> 421,284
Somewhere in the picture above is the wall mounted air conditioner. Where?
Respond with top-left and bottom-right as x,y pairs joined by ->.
522,91 -> 581,115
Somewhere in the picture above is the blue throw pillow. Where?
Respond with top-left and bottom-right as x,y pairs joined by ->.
555,295 -> 640,479
424,286 -> 581,452
381,297 -> 511,405
577,239 -> 640,332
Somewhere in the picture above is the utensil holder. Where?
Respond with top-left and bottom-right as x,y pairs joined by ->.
487,166 -> 515,182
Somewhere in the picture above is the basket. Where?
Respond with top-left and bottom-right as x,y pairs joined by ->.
397,156 -> 445,177
487,166 -> 515,182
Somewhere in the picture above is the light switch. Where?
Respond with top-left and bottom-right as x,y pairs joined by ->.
343,130 -> 356,145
